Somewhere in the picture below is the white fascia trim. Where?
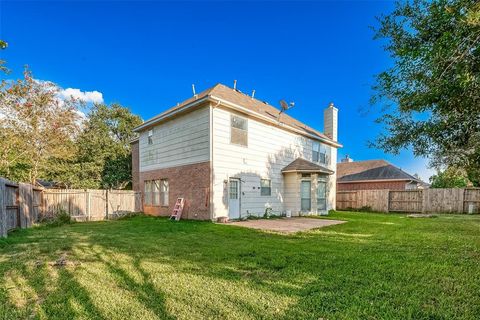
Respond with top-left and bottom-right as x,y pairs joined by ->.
282,170 -> 334,174
210,95 -> 342,148
134,96 -> 209,132
134,94 -> 342,149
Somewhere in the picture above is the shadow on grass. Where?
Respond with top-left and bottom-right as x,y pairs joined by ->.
93,249 -> 175,320
1,214 -> 480,319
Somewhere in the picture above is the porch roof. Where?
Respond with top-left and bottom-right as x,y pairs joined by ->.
281,158 -> 334,175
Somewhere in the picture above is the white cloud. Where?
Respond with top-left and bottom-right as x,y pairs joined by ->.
59,88 -> 104,104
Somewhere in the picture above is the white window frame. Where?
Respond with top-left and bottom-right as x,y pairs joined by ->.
317,178 -> 327,211
230,114 -> 248,147
312,141 -> 320,162
144,181 -> 152,205
160,179 -> 169,206
312,141 -> 327,164
260,179 -> 271,196
148,129 -> 153,145
300,179 -> 312,212
144,178 -> 168,206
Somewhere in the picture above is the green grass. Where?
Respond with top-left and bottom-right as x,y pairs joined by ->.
1,212 -> 479,319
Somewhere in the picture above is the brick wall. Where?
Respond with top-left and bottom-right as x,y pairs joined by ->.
139,161 -> 211,220
337,180 -> 408,191
131,140 -> 140,192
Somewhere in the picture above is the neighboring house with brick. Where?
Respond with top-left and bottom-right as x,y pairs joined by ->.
131,83 -> 342,220
336,158 -> 426,191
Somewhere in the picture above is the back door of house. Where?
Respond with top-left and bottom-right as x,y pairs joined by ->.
228,178 -> 240,219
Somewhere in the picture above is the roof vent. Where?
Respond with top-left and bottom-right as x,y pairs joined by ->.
192,84 -> 198,98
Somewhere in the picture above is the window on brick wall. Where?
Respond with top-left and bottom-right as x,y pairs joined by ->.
160,179 -> 169,206
230,114 -> 248,146
144,181 -> 152,205
144,179 -> 168,206
152,180 -> 160,206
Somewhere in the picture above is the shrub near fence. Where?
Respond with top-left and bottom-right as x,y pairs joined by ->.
0,177 -> 143,238
337,188 -> 480,214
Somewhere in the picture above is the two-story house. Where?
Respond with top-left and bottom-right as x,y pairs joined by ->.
131,84 -> 341,220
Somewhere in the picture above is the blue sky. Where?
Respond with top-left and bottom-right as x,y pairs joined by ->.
0,0 -> 435,181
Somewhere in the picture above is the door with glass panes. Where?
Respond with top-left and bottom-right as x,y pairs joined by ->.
228,178 -> 241,219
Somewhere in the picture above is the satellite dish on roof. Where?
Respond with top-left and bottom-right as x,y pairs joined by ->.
278,100 -> 295,119
280,100 -> 289,111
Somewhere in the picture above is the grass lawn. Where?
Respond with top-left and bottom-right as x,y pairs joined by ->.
1,211 -> 479,319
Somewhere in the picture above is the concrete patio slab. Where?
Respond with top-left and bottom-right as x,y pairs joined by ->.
228,217 -> 346,233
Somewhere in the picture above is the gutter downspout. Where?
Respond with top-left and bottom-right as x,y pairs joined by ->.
209,99 -> 221,221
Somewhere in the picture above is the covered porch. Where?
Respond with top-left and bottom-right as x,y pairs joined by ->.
282,158 -> 334,216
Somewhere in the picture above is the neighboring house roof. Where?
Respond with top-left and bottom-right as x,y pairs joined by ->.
36,179 -> 65,189
134,83 -> 341,148
282,158 -> 334,175
337,160 -> 420,183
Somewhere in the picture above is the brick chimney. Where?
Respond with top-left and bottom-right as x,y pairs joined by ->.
324,102 -> 338,141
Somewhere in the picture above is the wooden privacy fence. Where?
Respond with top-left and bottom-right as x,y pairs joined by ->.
337,188 -> 480,214
1,177 -> 143,238
41,189 -> 143,221
0,179 -> 43,237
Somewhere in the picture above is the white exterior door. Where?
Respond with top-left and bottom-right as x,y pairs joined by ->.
228,178 -> 240,219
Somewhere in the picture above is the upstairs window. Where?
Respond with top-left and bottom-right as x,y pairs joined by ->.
230,114 -> 248,146
260,179 -> 271,196
312,141 -> 327,164
312,142 -> 320,162
148,129 -> 153,145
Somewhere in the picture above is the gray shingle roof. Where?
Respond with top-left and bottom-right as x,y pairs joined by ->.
282,158 -> 334,174
135,84 -> 341,146
337,160 -> 419,182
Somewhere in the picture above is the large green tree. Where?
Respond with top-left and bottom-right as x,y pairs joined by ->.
429,167 -> 471,188
372,0 -> 480,186
60,103 -> 142,189
0,68 -> 81,184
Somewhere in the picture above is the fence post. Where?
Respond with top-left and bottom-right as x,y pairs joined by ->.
386,191 -> 391,213
0,179 -> 6,238
459,188 -> 465,213
105,189 -> 109,220
19,183 -> 33,229
421,189 -> 427,213
86,190 -> 91,221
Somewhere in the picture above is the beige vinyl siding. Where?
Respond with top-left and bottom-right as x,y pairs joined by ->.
283,173 -> 301,214
211,107 -> 337,218
139,107 -> 210,172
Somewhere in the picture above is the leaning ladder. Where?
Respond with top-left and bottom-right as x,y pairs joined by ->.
170,198 -> 185,221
